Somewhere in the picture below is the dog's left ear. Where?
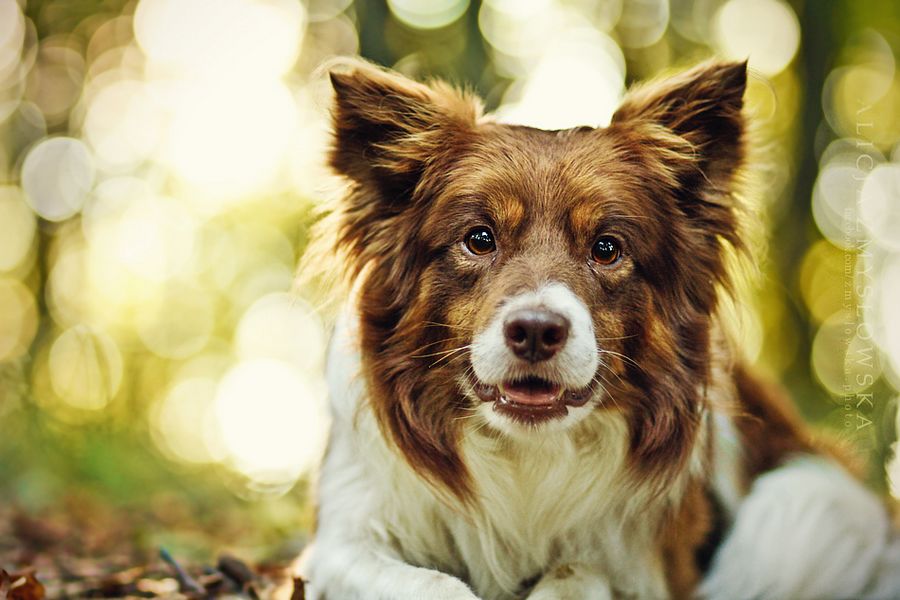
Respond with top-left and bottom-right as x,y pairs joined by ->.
611,60 -> 747,193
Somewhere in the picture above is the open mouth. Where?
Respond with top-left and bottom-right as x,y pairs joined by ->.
470,375 -> 593,425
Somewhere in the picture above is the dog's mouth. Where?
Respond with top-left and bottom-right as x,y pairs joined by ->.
470,375 -> 593,425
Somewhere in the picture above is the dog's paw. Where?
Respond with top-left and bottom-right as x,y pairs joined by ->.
303,572 -> 479,600
526,564 -> 613,600
416,572 -> 481,600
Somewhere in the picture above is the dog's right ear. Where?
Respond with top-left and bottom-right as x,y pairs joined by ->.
328,62 -> 481,196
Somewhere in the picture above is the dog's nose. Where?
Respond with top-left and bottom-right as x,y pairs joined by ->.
503,309 -> 570,363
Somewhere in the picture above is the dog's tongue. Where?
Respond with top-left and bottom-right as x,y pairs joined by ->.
500,379 -> 561,406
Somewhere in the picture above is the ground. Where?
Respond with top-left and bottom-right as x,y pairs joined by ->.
0,500 -> 307,599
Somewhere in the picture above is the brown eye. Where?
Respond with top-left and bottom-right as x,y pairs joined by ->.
464,227 -> 496,255
591,236 -> 621,266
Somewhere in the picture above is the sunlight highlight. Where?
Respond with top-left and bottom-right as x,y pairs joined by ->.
496,30 -> 624,129
21,137 -> 95,222
0,186 -> 35,272
134,0 -> 305,80
714,0 -> 799,76
163,81 -> 298,199
235,293 -> 326,373
860,164 -> 900,251
48,325 -> 123,411
214,359 -> 329,489
388,0 -> 470,30
0,278 -> 37,362
153,377 -> 226,464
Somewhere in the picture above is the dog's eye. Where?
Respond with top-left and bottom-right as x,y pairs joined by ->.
464,227 -> 496,255
591,236 -> 621,266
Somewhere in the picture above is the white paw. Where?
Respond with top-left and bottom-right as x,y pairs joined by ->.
527,565 -> 613,600
417,572 -> 481,600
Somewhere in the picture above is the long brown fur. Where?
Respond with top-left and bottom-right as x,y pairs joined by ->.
306,59 -> 818,595
316,59 -> 753,495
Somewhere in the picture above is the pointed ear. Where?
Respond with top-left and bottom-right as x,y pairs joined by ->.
328,62 -> 481,195
611,60 -> 747,189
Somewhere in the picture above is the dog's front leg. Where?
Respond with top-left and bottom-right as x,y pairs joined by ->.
526,564 -> 613,600
302,539 -> 481,600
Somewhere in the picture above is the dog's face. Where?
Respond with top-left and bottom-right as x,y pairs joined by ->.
326,61 -> 746,495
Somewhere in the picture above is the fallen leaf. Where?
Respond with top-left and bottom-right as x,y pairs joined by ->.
217,554 -> 255,587
6,570 -> 46,600
0,569 -> 10,596
291,577 -> 306,600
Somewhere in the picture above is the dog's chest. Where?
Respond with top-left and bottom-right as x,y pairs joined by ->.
383,418 -> 668,600
325,313 -> 670,598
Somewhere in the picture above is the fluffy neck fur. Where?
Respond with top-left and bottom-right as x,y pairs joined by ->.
324,303 -> 731,600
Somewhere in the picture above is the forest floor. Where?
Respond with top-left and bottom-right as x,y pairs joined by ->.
0,500 -> 306,599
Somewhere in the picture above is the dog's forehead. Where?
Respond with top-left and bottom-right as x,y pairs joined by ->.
447,123 -> 639,220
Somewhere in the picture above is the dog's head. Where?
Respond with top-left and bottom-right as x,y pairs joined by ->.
324,60 -> 747,497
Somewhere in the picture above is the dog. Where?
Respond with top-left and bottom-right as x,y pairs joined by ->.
298,59 -> 900,599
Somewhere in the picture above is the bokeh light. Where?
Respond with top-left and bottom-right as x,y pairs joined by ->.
0,277 -> 38,362
871,257 -> 900,378
617,0 -> 669,49
0,185 -> 35,272
0,0 -> 349,498
152,377 -> 226,465
82,79 -> 165,172
714,0 -> 800,76
134,0 -> 305,79
0,0 -> 899,520
235,293 -> 326,371
388,0 -> 470,30
162,81 -> 298,198
812,159 -> 869,249
859,164 -> 900,251
496,29 -> 625,129
822,31 -> 899,148
48,325 -> 123,412
136,287 -> 215,360
0,0 -> 27,124
888,400 -> 900,498
214,359 -> 328,489
799,240 -> 846,324
21,136 -> 95,221
26,39 -> 84,125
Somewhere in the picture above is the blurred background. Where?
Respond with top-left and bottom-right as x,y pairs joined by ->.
0,0 -> 899,566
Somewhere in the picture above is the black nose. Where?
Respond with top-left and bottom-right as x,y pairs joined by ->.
503,309 -> 570,363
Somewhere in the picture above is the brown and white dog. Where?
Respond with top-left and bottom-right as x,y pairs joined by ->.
299,59 -> 900,599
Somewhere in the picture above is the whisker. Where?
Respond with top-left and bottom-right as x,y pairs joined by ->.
593,378 -> 622,411
594,368 -> 626,399
412,345 -> 470,360
594,333 -> 638,342
596,358 -> 628,388
598,348 -> 645,373
428,345 -> 473,368
453,410 -> 481,423
436,356 -> 472,370
470,419 -> 494,437
420,321 -> 475,331
407,336 -> 469,356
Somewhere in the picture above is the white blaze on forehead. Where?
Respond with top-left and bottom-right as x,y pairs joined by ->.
470,282 -> 598,388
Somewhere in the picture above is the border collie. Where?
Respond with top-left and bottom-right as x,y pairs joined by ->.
299,59 -> 900,599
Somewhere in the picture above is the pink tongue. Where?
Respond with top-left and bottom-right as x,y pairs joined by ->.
501,381 -> 561,406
